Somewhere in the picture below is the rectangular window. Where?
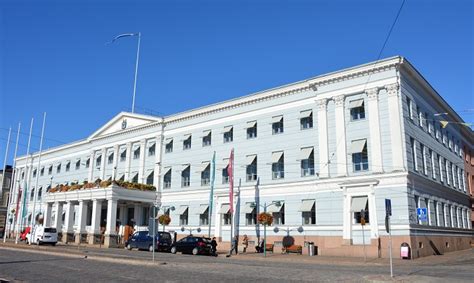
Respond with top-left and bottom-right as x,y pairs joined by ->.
411,137 -> 418,171
448,138 -> 453,150
430,150 -> 436,179
65,162 -> 70,172
165,139 -> 173,153
75,160 -> 80,170
96,155 -> 102,167
349,99 -> 365,121
181,165 -> 190,187
48,166 -> 52,175
179,206 -> 189,226
200,162 -> 210,186
199,205 -> 209,226
57,164 -> 61,174
246,155 -> 257,182
418,107 -> 423,127
108,153 -> 114,164
223,211 -> 232,225
269,203 -> 285,225
120,149 -> 126,162
435,128 -> 441,140
244,203 -> 257,226
300,200 -> 315,225
146,171 -> 154,185
442,132 -> 447,145
133,147 -> 140,159
202,130 -> 211,147
438,155 -> 444,182
407,97 -> 414,120
351,139 -> 368,172
452,165 -> 457,188
222,161 -> 229,184
148,144 -> 156,156
427,114 -> 432,133
445,160 -> 450,185
352,196 -> 369,224
300,110 -> 313,129
223,126 -> 233,143
163,168 -> 172,189
40,167 -> 44,176
33,169 -> 37,178
300,147 -> 315,177
246,121 -> 257,139
272,116 -> 284,135
85,159 -> 90,169
183,135 -> 192,150
271,151 -> 284,179
421,144 -> 428,175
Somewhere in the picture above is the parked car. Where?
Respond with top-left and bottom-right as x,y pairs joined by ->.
170,236 -> 213,255
26,226 -> 58,246
125,231 -> 172,252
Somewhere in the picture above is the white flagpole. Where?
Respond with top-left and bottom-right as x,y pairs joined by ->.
15,118 -> 34,244
131,32 -> 141,113
31,112 -> 46,229
0,127 -> 12,200
4,123 -> 20,242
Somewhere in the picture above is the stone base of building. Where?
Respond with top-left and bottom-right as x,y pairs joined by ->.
104,234 -> 119,248
74,233 -> 88,244
211,234 -> 473,259
61,232 -> 75,244
87,233 -> 103,245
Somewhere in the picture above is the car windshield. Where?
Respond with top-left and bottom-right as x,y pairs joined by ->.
44,228 -> 57,233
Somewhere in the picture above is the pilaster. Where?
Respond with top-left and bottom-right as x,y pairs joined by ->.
334,95 -> 347,177
366,88 -> 383,173
138,139 -> 146,183
100,148 -> 107,180
317,99 -> 329,178
125,142 -> 132,181
386,83 -> 405,171
88,151 -> 94,182
112,145 -> 119,180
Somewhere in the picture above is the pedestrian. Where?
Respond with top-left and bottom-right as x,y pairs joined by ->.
226,236 -> 239,257
242,234 -> 248,253
211,237 -> 218,257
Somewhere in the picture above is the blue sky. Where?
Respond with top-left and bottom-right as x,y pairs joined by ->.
0,0 -> 472,167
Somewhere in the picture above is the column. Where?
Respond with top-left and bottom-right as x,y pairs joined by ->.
366,87 -> 383,173
91,200 -> 102,233
154,135 -> 163,189
63,201 -> 75,243
386,83 -> 405,171
125,142 -> 132,181
133,204 -> 141,226
214,198 -> 222,240
53,202 -> 63,230
75,200 -> 87,244
104,198 -> 118,247
88,150 -> 94,182
334,95 -> 347,177
138,139 -> 146,183
341,187 -> 352,244
368,185 -> 378,239
43,202 -> 52,227
317,99 -> 329,178
100,148 -> 107,180
112,145 -> 119,180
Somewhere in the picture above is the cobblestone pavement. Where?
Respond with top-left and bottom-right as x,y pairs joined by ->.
0,241 -> 473,282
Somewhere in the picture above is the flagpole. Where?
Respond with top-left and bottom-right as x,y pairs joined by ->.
4,123 -> 20,243
0,127 -> 12,201
208,151 -> 216,238
15,118 -> 34,244
131,32 -> 141,113
31,112 -> 46,230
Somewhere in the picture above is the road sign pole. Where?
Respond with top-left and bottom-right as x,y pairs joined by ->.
388,215 -> 393,278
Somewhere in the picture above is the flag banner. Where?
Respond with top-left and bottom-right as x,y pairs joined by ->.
21,185 -> 28,219
227,149 -> 234,213
209,152 -> 216,215
15,188 -> 22,218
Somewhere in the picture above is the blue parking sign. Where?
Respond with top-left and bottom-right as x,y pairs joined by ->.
417,208 -> 427,222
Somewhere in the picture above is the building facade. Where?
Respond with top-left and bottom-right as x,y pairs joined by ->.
7,56 -> 473,257
461,130 -> 474,229
0,165 -> 13,237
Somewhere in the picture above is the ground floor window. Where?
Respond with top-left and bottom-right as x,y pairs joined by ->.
199,205 -> 209,226
179,206 -> 189,226
352,196 -> 369,224
300,200 -> 315,225
223,212 -> 232,225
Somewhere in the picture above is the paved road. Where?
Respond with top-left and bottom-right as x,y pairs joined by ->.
0,244 -> 472,282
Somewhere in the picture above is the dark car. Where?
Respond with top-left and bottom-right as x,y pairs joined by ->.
125,231 -> 172,252
170,236 -> 213,255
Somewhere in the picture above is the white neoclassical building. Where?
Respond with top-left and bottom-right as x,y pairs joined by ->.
6,56 -> 473,258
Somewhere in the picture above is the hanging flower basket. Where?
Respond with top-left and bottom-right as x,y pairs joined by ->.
158,214 -> 171,226
257,212 -> 273,226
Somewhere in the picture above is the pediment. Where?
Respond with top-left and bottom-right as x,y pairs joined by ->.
88,112 -> 161,140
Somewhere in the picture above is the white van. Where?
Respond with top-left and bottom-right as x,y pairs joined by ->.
26,226 -> 58,246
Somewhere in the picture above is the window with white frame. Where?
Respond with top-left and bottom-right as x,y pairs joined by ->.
30,188 -> 35,201
183,135 -> 192,150
407,97 -> 414,120
146,171 -> 154,185
349,99 -> 365,121
40,167 -> 44,176
244,203 -> 257,226
272,116 -> 284,135
430,149 -> 436,179
202,130 -> 211,147
246,121 -> 257,139
448,138 -> 453,150
200,162 -> 210,186
246,155 -> 257,182
75,160 -> 80,170
351,139 -> 368,172
452,164 -> 457,188
442,132 -> 447,145
421,144 -> 428,175
163,168 -> 172,189
85,159 -> 90,168
418,107 -> 423,127
120,149 -> 126,161
133,146 -> 140,159
300,147 -> 315,177
438,155 -> 444,182
199,205 -> 209,226
37,187 -> 42,201
33,169 -> 37,178
411,137 -> 418,171
445,160 -> 450,185
352,196 -> 369,224
131,173 -> 138,183
300,110 -> 313,129
48,166 -> 53,175
219,204 -> 232,225
57,164 -> 61,174
148,143 -> 156,156
300,200 -> 315,225
108,153 -> 114,164
96,155 -> 102,167
181,165 -> 190,187
435,128 -> 441,140
179,206 -> 189,226
269,202 -> 285,225
165,139 -> 173,153
223,126 -> 233,143
271,151 -> 284,179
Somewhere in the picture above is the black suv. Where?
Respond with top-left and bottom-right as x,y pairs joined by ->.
125,231 -> 173,252
170,236 -> 212,255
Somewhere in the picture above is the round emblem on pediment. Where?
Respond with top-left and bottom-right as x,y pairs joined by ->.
121,119 -> 127,130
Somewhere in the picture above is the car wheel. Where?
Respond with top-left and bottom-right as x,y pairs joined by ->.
192,247 -> 199,255
126,244 -> 132,250
36,240 -> 41,246
170,246 -> 177,254
149,245 -> 154,252
52,242 -> 56,246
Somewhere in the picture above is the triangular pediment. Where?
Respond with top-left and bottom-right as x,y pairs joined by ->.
88,112 -> 161,140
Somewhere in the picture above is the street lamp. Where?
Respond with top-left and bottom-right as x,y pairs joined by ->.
250,200 -> 281,257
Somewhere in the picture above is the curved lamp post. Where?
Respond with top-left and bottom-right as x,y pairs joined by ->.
181,226 -> 201,235
250,200 -> 281,257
